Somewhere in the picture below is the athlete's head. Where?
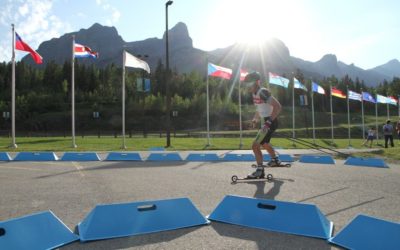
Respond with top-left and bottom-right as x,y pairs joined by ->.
243,71 -> 261,92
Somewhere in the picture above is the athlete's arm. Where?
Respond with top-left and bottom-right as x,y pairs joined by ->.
267,96 -> 282,121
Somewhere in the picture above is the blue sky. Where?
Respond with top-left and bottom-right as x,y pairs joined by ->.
1,0 -> 399,69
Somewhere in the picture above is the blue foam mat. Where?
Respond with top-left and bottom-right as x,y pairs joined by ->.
344,157 -> 388,168
13,152 -> 58,161
264,154 -> 294,162
208,195 -> 333,239
0,210 -> 78,250
147,153 -> 182,161
222,154 -> 255,161
77,197 -> 209,241
185,153 -> 220,161
0,152 -> 12,161
148,147 -> 165,151
61,152 -> 101,161
329,214 -> 400,250
105,152 -> 142,161
299,155 -> 335,164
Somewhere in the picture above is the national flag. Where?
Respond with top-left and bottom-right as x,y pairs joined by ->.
362,92 -> 376,103
240,69 -> 248,82
331,87 -> 346,99
388,96 -> 398,106
207,63 -> 232,80
312,82 -> 325,95
269,72 -> 289,88
293,78 -> 307,91
74,43 -> 98,58
348,90 -> 362,101
123,51 -> 150,73
15,32 -> 42,64
376,94 -> 389,104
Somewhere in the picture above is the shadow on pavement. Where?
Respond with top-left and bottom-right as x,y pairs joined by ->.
211,222 -> 332,250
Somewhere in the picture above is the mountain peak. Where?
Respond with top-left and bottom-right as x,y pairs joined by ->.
318,54 -> 337,64
163,22 -> 193,50
371,58 -> 400,79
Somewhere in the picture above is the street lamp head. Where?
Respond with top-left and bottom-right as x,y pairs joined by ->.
166,0 -> 173,6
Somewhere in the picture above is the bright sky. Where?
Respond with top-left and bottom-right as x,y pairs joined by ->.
0,0 -> 399,69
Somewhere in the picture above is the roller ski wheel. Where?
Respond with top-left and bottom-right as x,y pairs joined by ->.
231,175 -> 239,183
231,174 -> 273,183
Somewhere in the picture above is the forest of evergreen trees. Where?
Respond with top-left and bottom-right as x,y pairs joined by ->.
0,60 -> 399,136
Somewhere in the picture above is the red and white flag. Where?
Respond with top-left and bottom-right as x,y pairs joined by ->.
15,32 -> 42,64
74,43 -> 98,58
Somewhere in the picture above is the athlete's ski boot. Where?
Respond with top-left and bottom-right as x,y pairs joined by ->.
267,157 -> 282,167
247,165 -> 265,179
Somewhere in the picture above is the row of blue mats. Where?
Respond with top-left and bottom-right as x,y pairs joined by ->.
0,151 -> 388,168
0,195 -> 398,249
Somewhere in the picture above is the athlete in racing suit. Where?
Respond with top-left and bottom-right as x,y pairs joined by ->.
244,72 -> 282,178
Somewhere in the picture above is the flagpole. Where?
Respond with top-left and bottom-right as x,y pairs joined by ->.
346,86 -> 351,147
361,88 -> 365,140
10,24 -> 17,148
238,75 -> 243,149
375,95 -> 379,145
292,76 -> 295,143
206,74 -> 210,147
71,35 -> 77,148
121,51 -> 126,149
330,83 -> 334,146
311,82 -> 315,144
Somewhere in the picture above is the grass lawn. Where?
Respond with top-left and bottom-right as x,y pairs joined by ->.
1,136 -> 399,162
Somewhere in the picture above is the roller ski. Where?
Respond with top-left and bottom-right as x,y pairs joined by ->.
231,165 -> 273,183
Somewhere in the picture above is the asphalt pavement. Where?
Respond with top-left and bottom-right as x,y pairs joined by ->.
0,149 -> 399,249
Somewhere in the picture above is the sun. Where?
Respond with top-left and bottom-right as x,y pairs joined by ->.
202,0 -> 309,50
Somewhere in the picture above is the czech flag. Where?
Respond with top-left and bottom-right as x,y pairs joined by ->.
15,32 -> 42,64
312,82 -> 325,95
74,43 -> 98,58
207,63 -> 232,80
331,87 -> 346,99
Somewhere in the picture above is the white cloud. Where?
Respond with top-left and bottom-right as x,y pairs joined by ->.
0,0 -> 72,62
95,0 -> 121,26
18,4 -> 29,17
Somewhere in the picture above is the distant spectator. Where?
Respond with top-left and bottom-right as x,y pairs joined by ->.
383,120 -> 394,148
362,127 -> 375,148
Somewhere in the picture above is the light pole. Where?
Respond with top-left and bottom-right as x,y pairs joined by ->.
165,0 -> 173,147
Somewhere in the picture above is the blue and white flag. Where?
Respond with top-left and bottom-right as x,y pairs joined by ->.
312,82 -> 325,95
376,94 -> 389,104
362,92 -> 376,103
269,72 -> 289,88
294,78 -> 307,91
348,90 -> 362,101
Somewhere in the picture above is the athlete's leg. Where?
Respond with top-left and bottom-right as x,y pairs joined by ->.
262,143 -> 276,157
252,141 -> 263,165
253,128 -> 268,165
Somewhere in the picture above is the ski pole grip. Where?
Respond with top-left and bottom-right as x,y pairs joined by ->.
257,203 -> 276,210
137,204 -> 157,212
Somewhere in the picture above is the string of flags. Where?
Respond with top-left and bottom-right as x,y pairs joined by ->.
207,62 -> 399,106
